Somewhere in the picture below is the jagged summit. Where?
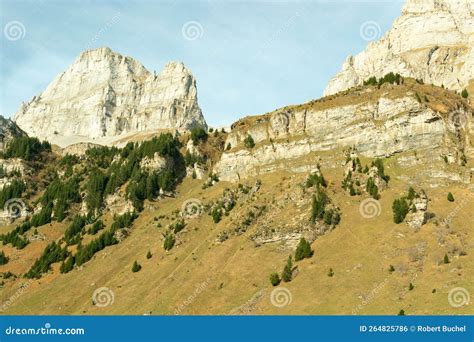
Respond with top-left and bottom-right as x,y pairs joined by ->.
0,114 -> 27,150
324,0 -> 474,96
13,47 -> 207,147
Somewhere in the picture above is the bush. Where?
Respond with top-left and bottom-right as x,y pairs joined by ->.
146,251 -> 152,259
244,135 -> 255,149
269,272 -> 281,286
295,238 -> 313,261
281,256 -> 293,282
132,261 -> 142,272
327,268 -> 334,277
366,177 -> 379,199
398,309 -> 405,316
447,192 -> 454,202
443,253 -> 450,264
388,265 -> 395,273
408,282 -> 414,291
172,220 -> 186,233
60,255 -> 75,273
461,89 -> 469,98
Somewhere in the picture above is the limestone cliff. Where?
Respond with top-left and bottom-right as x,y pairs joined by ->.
13,47 -> 207,146
324,0 -> 474,96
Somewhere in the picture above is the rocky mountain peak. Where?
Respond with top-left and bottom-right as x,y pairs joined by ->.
13,47 -> 207,147
324,0 -> 473,96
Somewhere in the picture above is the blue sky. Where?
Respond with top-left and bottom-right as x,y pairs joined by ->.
0,0 -> 404,127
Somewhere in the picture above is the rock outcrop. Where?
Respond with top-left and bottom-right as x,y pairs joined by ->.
215,81 -> 472,182
324,0 -> 474,96
0,115 -> 27,151
13,47 -> 207,146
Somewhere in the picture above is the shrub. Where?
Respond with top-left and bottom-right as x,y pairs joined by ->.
244,135 -> 255,149
146,251 -> 152,259
398,309 -> 405,316
172,220 -> 186,233
60,255 -> 75,273
408,282 -> 414,291
269,272 -> 281,286
327,268 -> 334,277
447,192 -> 454,202
443,253 -> 450,264
310,189 -> 328,223
461,89 -> 469,98
295,238 -> 313,261
25,241 -> 69,279
388,265 -> 395,273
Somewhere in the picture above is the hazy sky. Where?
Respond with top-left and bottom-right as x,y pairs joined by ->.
0,0 -> 403,127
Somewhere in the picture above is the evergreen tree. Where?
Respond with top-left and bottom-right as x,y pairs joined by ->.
0,251 -> 9,265
295,238 -> 313,261
60,255 -> 75,273
447,192 -> 455,202
281,255 -> 293,282
132,261 -> 142,272
443,253 -> 450,264
244,135 -> 255,149
392,198 -> 409,224
461,89 -> 469,98
164,234 -> 175,251
327,268 -> 334,277
146,251 -> 152,259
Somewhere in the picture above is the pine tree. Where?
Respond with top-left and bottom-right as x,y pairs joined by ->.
281,256 -> 293,282
408,282 -> 414,291
327,268 -> 334,277
447,192 -> 454,202
443,253 -> 450,264
164,234 -> 175,251
60,255 -> 75,273
295,238 -> 313,261
388,265 -> 395,273
398,309 -> 405,316
146,251 -> 152,259
0,251 -> 9,265
461,89 -> 469,98
132,261 -> 142,273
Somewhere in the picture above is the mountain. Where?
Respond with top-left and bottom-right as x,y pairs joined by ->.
0,1 -> 473,316
0,115 -> 27,151
324,0 -> 474,96
13,47 -> 207,147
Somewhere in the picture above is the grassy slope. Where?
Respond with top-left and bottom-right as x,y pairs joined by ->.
1,150 -> 472,315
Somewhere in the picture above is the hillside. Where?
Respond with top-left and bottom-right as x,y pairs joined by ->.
0,80 -> 472,315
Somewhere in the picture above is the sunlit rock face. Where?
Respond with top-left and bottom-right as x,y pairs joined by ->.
13,47 -> 207,145
324,0 -> 474,96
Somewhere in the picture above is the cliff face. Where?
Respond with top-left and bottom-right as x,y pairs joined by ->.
215,81 -> 473,183
13,47 -> 207,146
0,115 -> 27,151
324,0 -> 474,96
